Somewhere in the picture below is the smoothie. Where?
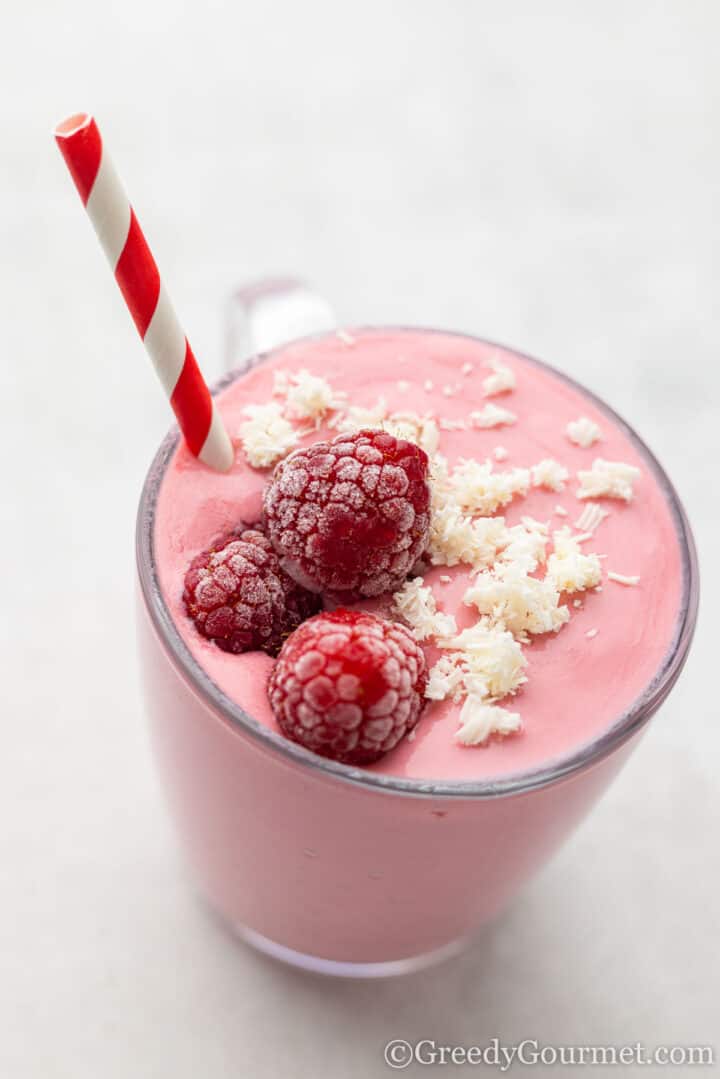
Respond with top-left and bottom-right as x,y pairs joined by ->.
153,329 -> 685,784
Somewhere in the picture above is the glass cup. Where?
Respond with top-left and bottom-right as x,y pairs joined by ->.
136,281 -> 699,977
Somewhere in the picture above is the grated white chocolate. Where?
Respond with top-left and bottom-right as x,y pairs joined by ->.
498,517 -> 550,573
482,357 -> 516,397
546,528 -> 603,594
273,368 -> 346,424
607,571 -> 640,586
574,501 -> 610,534
566,416 -> 603,447
393,578 -> 457,641
435,621 -> 528,701
455,698 -> 522,745
428,502 -> 508,569
577,459 -> 641,502
425,653 -> 466,702
531,458 -> 569,492
238,403 -> 299,468
469,403 -> 517,429
436,456 -> 530,516
464,562 -> 570,640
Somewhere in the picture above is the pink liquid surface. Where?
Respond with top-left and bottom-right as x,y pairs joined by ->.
154,330 -> 683,783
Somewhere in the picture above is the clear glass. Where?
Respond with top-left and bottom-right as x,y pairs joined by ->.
136,283 -> 699,976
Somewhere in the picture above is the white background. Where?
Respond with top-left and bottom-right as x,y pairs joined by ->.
1,2 -> 718,1075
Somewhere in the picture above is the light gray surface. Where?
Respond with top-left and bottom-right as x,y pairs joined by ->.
1,2 -> 718,1075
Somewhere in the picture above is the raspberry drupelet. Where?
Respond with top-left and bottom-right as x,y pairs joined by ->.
268,609 -> 428,764
183,526 -> 320,657
262,429 -> 431,602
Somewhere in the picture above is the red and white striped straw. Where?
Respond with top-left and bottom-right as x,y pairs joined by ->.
54,113 -> 234,472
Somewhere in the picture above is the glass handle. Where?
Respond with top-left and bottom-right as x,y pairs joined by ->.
225,277 -> 337,373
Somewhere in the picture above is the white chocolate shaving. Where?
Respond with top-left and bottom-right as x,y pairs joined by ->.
238,403 -> 299,468
482,357 -> 516,397
566,416 -> 602,447
531,458 -> 569,492
393,578 -> 457,642
470,403 -> 517,429
607,572 -> 640,586
576,459 -> 641,502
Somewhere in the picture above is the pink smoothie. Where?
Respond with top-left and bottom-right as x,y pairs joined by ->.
153,329 -> 684,784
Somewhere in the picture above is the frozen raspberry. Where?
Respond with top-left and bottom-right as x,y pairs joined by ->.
262,429 -> 431,601
183,526 -> 320,656
268,609 -> 428,764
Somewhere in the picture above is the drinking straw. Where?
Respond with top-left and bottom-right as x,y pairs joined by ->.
54,113 -> 234,472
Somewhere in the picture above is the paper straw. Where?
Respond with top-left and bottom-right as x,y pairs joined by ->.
54,113 -> 234,472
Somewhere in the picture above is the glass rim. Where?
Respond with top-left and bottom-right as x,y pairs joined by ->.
136,327 -> 700,800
